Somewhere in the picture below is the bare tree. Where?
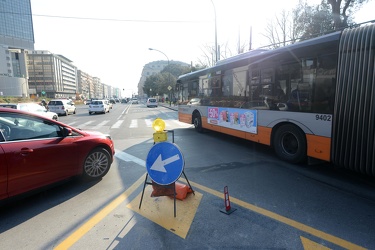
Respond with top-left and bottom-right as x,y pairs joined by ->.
263,9 -> 296,49
197,39 -> 248,68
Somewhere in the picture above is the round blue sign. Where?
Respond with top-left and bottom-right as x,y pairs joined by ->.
146,142 -> 184,185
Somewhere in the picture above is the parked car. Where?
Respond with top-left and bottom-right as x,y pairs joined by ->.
88,100 -> 110,114
0,107 -> 115,203
131,98 -> 138,104
48,99 -> 76,116
146,98 -> 158,108
0,103 -> 59,121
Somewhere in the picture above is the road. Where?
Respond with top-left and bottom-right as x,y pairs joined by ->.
0,101 -> 374,250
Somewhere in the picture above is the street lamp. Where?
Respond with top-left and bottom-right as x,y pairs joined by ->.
210,0 -> 218,63
148,48 -> 169,65
148,48 -> 172,105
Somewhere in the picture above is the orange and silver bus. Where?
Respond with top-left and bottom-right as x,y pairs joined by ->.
176,23 -> 375,176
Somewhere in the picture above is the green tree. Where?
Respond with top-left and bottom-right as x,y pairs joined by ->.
327,0 -> 368,29
143,74 -> 164,97
263,0 -> 368,47
295,1 -> 335,40
144,63 -> 193,97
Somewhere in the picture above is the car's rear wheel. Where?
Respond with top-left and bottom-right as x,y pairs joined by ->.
52,115 -> 58,120
82,148 -> 111,180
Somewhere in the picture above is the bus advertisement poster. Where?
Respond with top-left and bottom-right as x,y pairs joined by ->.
207,107 -> 257,134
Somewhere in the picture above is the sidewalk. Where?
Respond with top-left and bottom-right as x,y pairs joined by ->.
159,102 -> 178,111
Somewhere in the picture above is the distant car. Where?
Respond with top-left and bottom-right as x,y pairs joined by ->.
89,100 -> 110,114
121,99 -> 127,103
146,98 -> 158,108
48,99 -> 76,116
188,98 -> 201,106
107,100 -> 113,109
0,103 -> 59,121
0,107 -> 114,203
131,98 -> 138,104
109,99 -> 116,104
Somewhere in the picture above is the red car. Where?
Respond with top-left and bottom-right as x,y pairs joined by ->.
0,107 -> 115,203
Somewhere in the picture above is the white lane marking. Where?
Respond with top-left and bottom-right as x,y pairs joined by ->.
145,119 -> 153,127
77,121 -> 94,128
111,120 -> 124,129
129,119 -> 138,128
114,150 -> 145,167
92,120 -> 110,130
67,121 -> 78,126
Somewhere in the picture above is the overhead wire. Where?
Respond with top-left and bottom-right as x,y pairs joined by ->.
0,11 -> 208,23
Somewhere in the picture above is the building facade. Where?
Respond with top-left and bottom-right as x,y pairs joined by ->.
77,70 -> 93,100
0,0 -> 34,97
27,51 -> 77,99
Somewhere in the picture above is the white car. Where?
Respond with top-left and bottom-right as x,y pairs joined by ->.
0,103 -> 59,120
146,98 -> 158,107
88,100 -> 110,114
131,98 -> 138,104
48,99 -> 76,116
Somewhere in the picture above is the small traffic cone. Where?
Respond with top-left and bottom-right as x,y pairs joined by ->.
220,186 -> 236,215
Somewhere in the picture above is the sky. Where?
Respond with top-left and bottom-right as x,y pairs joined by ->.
30,0 -> 374,97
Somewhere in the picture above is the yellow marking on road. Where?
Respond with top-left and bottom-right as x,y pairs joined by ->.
185,179 -> 366,250
53,175 -> 366,250
127,185 -> 202,239
301,236 -> 331,250
54,174 -> 146,250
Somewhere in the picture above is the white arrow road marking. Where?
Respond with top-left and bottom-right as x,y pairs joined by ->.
150,154 -> 180,173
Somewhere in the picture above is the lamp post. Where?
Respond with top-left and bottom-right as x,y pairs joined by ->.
148,48 -> 171,105
210,0 -> 218,63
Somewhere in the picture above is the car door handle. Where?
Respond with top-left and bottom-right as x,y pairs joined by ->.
20,148 -> 33,156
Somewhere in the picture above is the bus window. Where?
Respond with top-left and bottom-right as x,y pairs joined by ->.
285,59 -> 315,112
210,76 -> 222,97
313,53 -> 337,114
248,67 -> 287,110
222,70 -> 233,97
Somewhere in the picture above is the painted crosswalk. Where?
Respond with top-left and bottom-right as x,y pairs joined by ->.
92,120 -> 110,130
66,119 -> 192,130
111,120 -> 124,129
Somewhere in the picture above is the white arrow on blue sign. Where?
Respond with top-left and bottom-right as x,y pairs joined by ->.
146,141 -> 184,185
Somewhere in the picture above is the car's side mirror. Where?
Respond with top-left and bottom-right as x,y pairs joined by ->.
62,127 -> 72,137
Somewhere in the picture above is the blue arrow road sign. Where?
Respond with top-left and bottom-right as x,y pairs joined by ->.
146,142 -> 184,185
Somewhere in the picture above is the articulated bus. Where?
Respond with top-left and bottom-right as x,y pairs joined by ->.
176,23 -> 375,176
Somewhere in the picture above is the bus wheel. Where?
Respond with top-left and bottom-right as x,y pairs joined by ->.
273,124 -> 307,164
193,113 -> 204,133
